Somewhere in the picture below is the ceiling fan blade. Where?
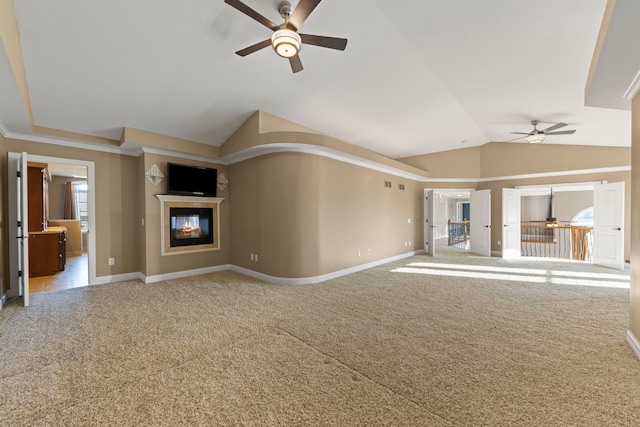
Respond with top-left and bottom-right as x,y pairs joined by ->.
510,132 -> 531,135
545,130 -> 576,135
289,0 -> 321,30
224,0 -> 278,30
542,122 -> 567,132
300,34 -> 348,50
235,39 -> 271,57
289,55 -> 303,73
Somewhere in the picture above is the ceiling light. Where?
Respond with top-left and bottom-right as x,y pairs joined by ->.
526,133 -> 545,144
271,29 -> 301,58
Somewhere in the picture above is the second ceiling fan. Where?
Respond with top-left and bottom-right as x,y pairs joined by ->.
224,0 -> 348,73
510,120 -> 576,144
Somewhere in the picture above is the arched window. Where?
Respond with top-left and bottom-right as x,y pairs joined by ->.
572,207 -> 593,226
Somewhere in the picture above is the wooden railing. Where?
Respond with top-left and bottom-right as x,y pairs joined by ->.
521,221 -> 592,261
448,220 -> 470,249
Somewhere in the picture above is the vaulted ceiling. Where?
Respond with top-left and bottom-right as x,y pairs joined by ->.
0,0 -> 633,159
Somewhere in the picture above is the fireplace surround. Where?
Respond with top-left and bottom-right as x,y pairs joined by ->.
156,195 -> 224,256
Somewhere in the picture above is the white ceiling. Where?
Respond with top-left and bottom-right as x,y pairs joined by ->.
0,0 -> 632,159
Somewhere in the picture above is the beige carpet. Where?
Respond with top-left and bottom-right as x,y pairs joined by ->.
0,246 -> 638,426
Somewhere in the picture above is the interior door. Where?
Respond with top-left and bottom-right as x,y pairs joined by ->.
502,188 -> 521,259
8,152 -> 30,306
425,189 -> 436,256
470,189 -> 491,257
593,181 -> 624,270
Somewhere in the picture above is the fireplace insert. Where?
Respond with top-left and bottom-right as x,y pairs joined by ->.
169,207 -> 214,247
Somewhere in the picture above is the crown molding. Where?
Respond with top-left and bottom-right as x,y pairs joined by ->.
4,127 -> 631,184
220,143 -> 430,181
623,68 -> 640,100
425,165 -> 631,184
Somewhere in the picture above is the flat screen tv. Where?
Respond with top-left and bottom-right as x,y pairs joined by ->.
166,163 -> 217,197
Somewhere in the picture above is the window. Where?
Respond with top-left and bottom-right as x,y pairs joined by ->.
572,207 -> 593,226
74,182 -> 88,231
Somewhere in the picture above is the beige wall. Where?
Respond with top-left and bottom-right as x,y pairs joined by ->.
230,152 -> 422,278
398,146 -> 482,179
480,143 -> 630,177
140,153 -> 230,277
630,93 -> 640,340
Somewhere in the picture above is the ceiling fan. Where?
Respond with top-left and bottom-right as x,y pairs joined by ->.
509,120 -> 576,144
224,0 -> 348,73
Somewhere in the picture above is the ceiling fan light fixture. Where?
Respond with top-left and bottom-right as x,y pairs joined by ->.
271,29 -> 301,58
526,133 -> 545,144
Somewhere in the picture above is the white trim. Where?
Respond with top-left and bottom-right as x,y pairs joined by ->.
123,250 -> 425,286
230,250 -> 424,285
623,68 -> 640,100
221,143 -> 430,181
93,272 -> 143,286
0,119 -> 9,136
142,264 -> 232,284
425,166 -> 631,183
626,330 -> 640,361
2,126 -> 630,184
124,143 -> 225,165
3,129 -> 136,156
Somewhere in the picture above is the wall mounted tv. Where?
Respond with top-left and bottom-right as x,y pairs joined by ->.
166,163 -> 217,197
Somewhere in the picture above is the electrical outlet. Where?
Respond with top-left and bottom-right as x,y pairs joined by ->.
409,240 -> 412,246
255,254 -> 259,262
250,254 -> 254,261
357,250 -> 361,257
497,240 -> 502,246
141,218 -> 145,226
367,248 -> 371,255
408,218 -> 412,223
108,258 -> 115,266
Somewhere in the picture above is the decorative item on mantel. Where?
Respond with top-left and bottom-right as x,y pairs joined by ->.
145,164 -> 164,185
217,172 -> 229,191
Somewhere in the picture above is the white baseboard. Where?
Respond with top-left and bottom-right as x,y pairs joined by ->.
140,264 -> 232,284
93,250 -> 425,287
93,272 -> 143,285
230,250 -> 424,285
626,330 -> 640,361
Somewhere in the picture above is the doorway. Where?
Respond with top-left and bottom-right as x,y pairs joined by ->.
7,153 -> 96,304
30,163 -> 90,293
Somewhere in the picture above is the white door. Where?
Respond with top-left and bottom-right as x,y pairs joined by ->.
593,182 -> 624,270
8,152 -> 30,306
425,189 -> 436,256
502,188 -> 521,259
470,189 -> 491,257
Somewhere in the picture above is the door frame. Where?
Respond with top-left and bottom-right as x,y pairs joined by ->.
423,188 -> 474,256
7,153 -> 97,299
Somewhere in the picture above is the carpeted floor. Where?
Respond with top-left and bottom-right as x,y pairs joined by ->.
0,245 -> 638,426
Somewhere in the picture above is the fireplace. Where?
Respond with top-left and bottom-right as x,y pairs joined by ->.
169,207 -> 213,247
156,195 -> 223,256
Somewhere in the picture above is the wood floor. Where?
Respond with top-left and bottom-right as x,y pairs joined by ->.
29,252 -> 88,294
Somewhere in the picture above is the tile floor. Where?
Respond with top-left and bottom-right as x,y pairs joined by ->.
29,252 -> 89,294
